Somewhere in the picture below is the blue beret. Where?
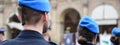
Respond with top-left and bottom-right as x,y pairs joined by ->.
18,0 -> 51,12
112,27 -> 120,36
79,16 -> 99,34
0,28 -> 5,32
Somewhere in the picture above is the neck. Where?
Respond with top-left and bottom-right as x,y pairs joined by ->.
23,25 -> 43,34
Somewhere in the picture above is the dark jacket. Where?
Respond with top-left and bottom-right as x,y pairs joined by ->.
0,30 -> 50,45
49,41 -> 58,45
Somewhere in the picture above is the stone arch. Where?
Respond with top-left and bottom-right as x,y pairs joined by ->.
60,8 -> 80,22
91,4 -> 118,25
92,5 -> 118,18
91,4 -> 118,34
60,8 -> 80,44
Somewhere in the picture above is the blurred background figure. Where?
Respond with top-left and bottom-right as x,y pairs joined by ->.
0,28 -> 5,42
110,27 -> 120,45
8,14 -> 23,30
43,21 -> 58,45
7,14 -> 23,39
64,27 -> 74,45
77,16 -> 99,45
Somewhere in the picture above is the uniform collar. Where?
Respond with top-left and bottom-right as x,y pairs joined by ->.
16,30 -> 44,39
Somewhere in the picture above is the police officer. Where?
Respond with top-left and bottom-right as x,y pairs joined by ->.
110,27 -> 120,45
0,28 -> 5,42
0,0 -> 51,45
77,16 -> 99,45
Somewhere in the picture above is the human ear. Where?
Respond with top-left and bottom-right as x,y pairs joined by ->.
43,13 -> 48,22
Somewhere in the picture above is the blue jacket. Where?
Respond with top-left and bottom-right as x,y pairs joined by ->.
0,30 -> 50,45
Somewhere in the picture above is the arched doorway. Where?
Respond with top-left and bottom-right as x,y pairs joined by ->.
61,8 -> 80,45
64,9 -> 80,33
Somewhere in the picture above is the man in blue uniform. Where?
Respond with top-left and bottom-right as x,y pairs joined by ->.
77,16 -> 99,45
0,28 -> 5,42
0,0 -> 51,45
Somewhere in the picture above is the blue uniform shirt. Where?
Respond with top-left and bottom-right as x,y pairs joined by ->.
0,30 -> 50,45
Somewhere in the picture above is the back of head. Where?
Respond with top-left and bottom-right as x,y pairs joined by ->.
77,16 -> 99,44
18,6 -> 44,25
18,0 -> 51,25
77,27 -> 96,45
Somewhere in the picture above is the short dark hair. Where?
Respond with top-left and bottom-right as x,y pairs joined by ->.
110,36 -> 119,45
78,26 -> 97,44
18,5 -> 46,25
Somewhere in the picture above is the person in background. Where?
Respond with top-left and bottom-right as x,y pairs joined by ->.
0,0 -> 51,45
0,28 -> 5,42
77,16 -> 99,45
110,27 -> 120,45
8,14 -> 23,30
7,14 -> 23,38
